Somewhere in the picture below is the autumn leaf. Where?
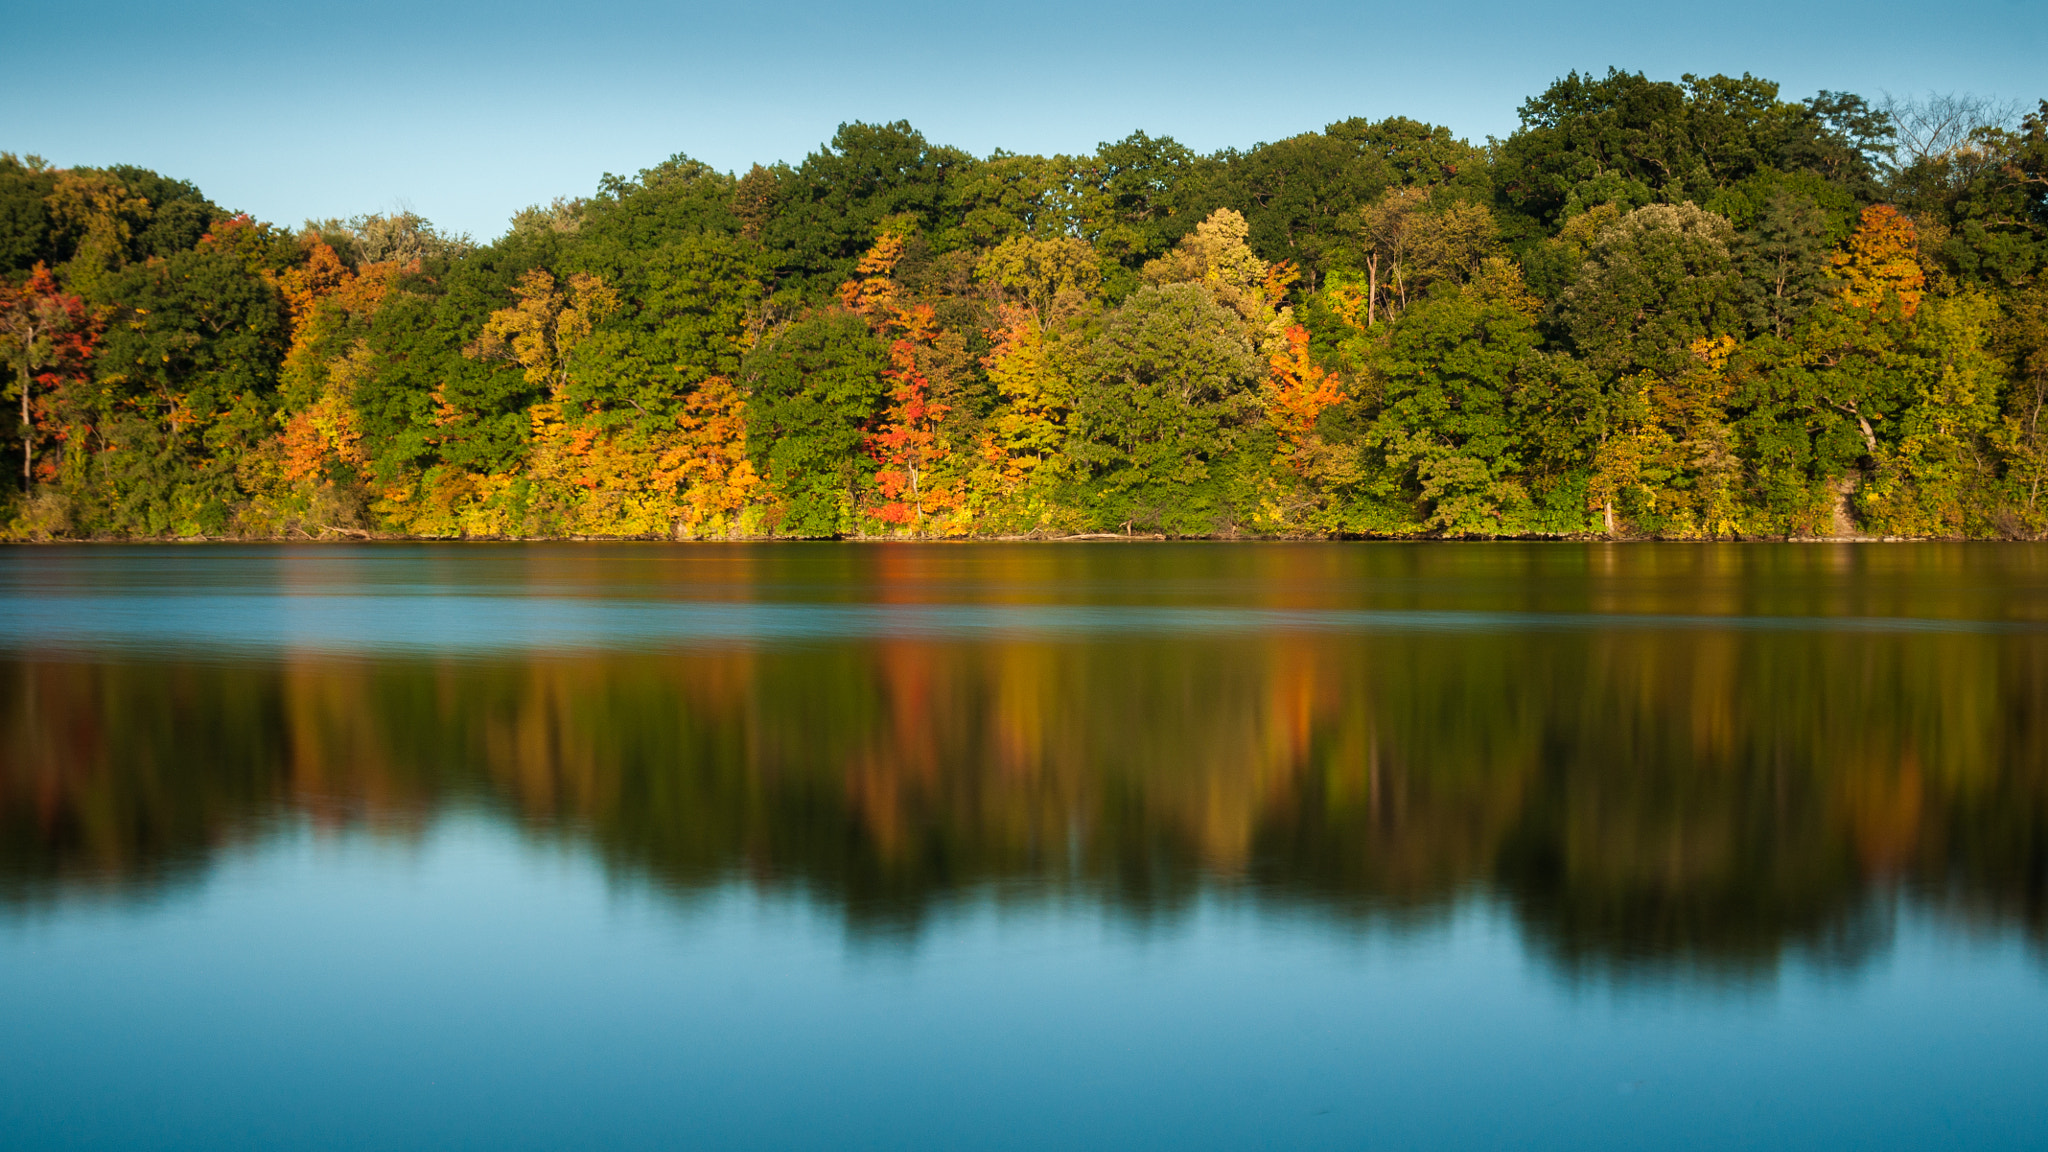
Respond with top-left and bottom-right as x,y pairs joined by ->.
1832,205 -> 1925,318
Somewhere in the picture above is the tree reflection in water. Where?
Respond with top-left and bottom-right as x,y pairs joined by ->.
5,610 -> 2043,980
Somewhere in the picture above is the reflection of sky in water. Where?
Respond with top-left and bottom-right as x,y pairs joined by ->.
2,595 -> 2036,658
8,542 -> 2046,657
4,816 -> 2045,1152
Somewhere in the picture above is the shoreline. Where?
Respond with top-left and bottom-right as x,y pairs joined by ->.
0,532 -> 1981,545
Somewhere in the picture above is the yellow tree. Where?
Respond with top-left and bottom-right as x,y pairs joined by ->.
465,269 -> 618,395
1141,208 -> 1294,352
278,253 -> 407,486
436,269 -> 620,535
272,240 -> 367,490
656,376 -> 759,537
240,246 -> 413,536
273,240 -> 354,345
975,236 -> 1099,328
971,237 -> 1100,510
1832,205 -> 1925,317
838,232 -> 905,318
979,306 -> 1070,497
1585,336 -> 1742,538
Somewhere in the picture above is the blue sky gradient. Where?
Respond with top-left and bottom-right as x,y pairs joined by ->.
6,0 -> 2042,239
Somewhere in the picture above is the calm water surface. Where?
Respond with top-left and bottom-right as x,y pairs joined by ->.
2,542 -> 2046,1150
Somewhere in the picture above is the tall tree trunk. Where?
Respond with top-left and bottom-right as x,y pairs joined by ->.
18,363 -> 30,489
1366,255 -> 1378,327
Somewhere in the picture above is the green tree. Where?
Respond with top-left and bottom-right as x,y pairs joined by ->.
1364,284 -> 1550,533
1896,100 -> 2048,288
1561,203 -> 1742,377
346,236 -> 553,492
566,234 -> 764,418
1196,117 -> 1491,287
579,155 -> 742,253
83,245 -> 287,533
759,122 -> 976,297
1074,132 -> 1210,273
742,311 -> 889,535
1496,70 -> 1885,232
946,151 -> 1081,249
1729,300 -> 1919,533
1071,283 -> 1261,529
1993,279 -> 2048,528
0,154 -> 60,276
1735,189 -> 1834,338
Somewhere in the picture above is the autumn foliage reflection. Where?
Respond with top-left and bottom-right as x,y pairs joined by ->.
5,615 -> 2044,977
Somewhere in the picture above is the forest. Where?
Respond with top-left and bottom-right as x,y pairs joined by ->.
3,69 -> 2046,540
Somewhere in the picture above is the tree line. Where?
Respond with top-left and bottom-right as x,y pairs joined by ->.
3,70 -> 2046,539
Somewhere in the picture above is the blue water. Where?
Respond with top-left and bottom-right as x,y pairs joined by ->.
6,814 -> 2045,1151
4,815 -> 2043,1152
3,543 -> 2046,1150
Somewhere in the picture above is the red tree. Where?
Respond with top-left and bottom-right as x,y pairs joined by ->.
868,338 -> 953,526
1266,325 -> 1345,471
0,265 -> 98,487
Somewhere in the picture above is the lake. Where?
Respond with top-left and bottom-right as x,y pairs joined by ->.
2,542 -> 2045,1150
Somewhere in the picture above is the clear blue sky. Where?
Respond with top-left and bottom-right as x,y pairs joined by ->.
6,0 -> 2042,240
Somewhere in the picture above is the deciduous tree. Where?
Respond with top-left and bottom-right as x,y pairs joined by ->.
0,264 -> 96,488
